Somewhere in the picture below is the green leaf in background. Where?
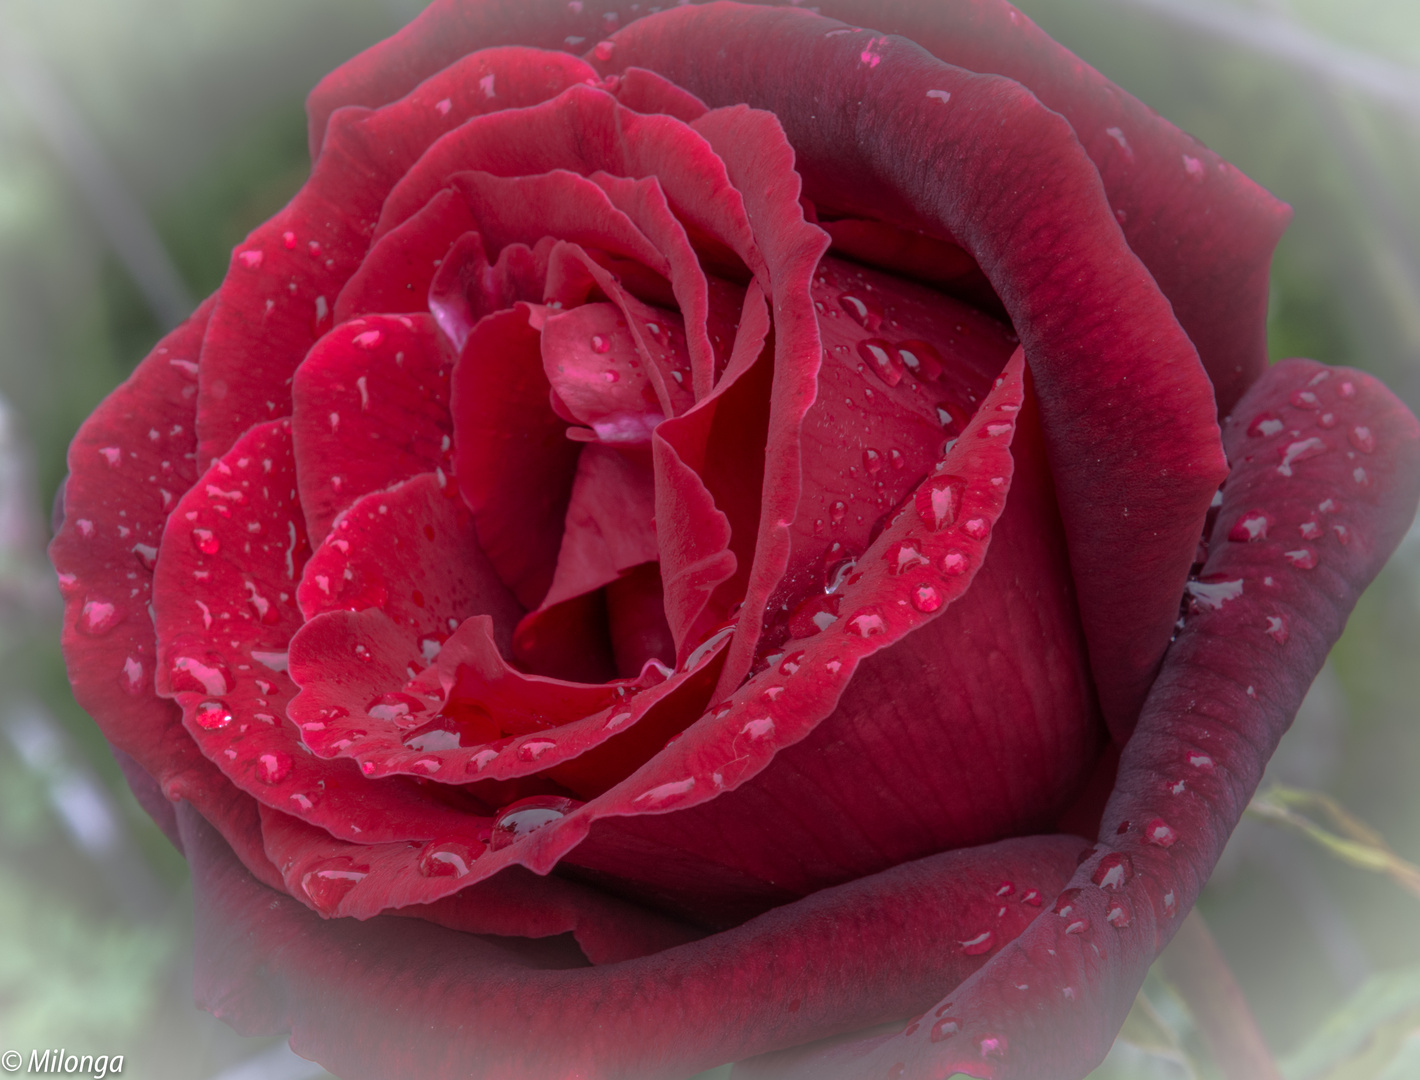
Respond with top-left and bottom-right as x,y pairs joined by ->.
1281,966 -> 1420,1080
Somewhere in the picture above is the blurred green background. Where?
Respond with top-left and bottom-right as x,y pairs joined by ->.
0,0 -> 1416,1077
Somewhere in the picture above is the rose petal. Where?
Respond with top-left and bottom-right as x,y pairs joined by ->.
757,359 -> 1420,1078
183,799 -> 1079,1078
609,1 -> 1228,744
291,313 -> 455,544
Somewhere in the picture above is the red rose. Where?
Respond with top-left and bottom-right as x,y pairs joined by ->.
51,1 -> 1420,1077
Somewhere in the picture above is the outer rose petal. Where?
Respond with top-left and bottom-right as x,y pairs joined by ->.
749,360 -> 1420,1078
183,800 -> 1081,1080
307,0 -> 1287,420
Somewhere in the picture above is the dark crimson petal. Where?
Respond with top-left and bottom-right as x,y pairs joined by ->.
151,419 -> 485,844
291,313 -> 455,544
332,187 -> 478,323
653,282 -> 770,660
307,0 -> 1286,418
758,359 -> 1420,1079
569,375 -> 1103,921
50,300 -> 286,889
429,232 -> 551,352
488,353 -> 1029,910
198,48 -> 595,463
535,444 -> 659,610
609,66 -> 710,124
452,304 -> 581,608
607,3 -> 1229,740
183,799 -> 1079,1078
293,470 -> 521,644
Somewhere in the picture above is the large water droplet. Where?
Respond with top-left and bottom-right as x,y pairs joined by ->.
940,551 -> 969,576
916,476 -> 966,530
590,333 -> 611,354
418,838 -> 479,878
368,692 -> 428,725
1284,547 -> 1318,570
194,700 -> 233,730
1349,425 -> 1376,453
489,796 -> 580,851
863,448 -> 883,474
301,858 -> 368,914
191,528 -> 220,555
846,609 -> 886,638
1277,437 -> 1328,477
1106,898 -> 1132,928
829,500 -> 847,525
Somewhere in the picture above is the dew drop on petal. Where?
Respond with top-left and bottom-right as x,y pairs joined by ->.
590,333 -> 611,354
1091,852 -> 1133,890
300,858 -> 367,914
1143,818 -> 1177,847
1247,412 -> 1284,438
418,839 -> 478,878
78,598 -> 123,636
910,583 -> 941,613
916,476 -> 966,530
489,796 -> 580,851
1266,615 -> 1289,643
194,700 -> 233,730
846,609 -> 887,638
1228,510 -> 1271,542
256,751 -> 293,784
940,551 -> 968,575
884,540 -> 930,575
1106,899 -> 1132,928
863,448 -> 882,474
958,930 -> 994,956
1284,547 -> 1318,570
191,528 -> 219,554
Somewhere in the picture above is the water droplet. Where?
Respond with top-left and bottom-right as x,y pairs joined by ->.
1065,919 -> 1088,935
930,1017 -> 960,1043
846,609 -> 887,638
121,656 -> 146,695
884,539 -> 929,575
838,293 -> 883,331
170,655 -> 232,695
601,370 -> 619,383
604,709 -> 634,731
352,329 -> 383,350
829,500 -> 847,525
1247,412 -> 1284,438
857,339 -> 903,386
740,716 -> 774,740
1053,888 -> 1082,918
863,448 -> 883,474
940,551 -> 969,575
683,624 -> 735,671
191,528 -> 219,555
981,422 -> 1013,437
962,517 -> 989,540
1353,466 -> 1371,487
823,554 -> 857,594
368,692 -> 428,725
1188,752 -> 1214,770
936,400 -> 969,432
1334,524 -> 1350,545
779,651 -> 805,676
896,340 -> 943,381
1266,614 -> 1289,643
301,858 -> 368,914
1115,820 -> 1132,835
1185,576 -> 1244,612
889,449 -> 906,470
418,839 -> 478,878
1022,889 -> 1042,906
1291,389 -> 1320,410
959,930 -> 994,955
916,476 -> 966,530
1106,899 -> 1132,928
489,796 -> 580,850
910,583 -> 941,612
590,333 -> 611,354
256,751 -> 293,784
78,598 -> 123,635
194,700 -> 233,730
1277,437 -> 1328,477
593,39 -> 615,61
402,718 -> 467,752
1318,412 -> 1337,429
1143,818 -> 1177,847
238,250 -> 264,270
1091,853 -> 1133,890
1228,510 -> 1272,542
633,777 -> 695,806
1284,547 -> 1318,570
1299,520 -> 1322,540
518,738 -> 557,762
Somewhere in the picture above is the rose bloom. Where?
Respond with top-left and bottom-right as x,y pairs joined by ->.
50,1 -> 1420,1078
